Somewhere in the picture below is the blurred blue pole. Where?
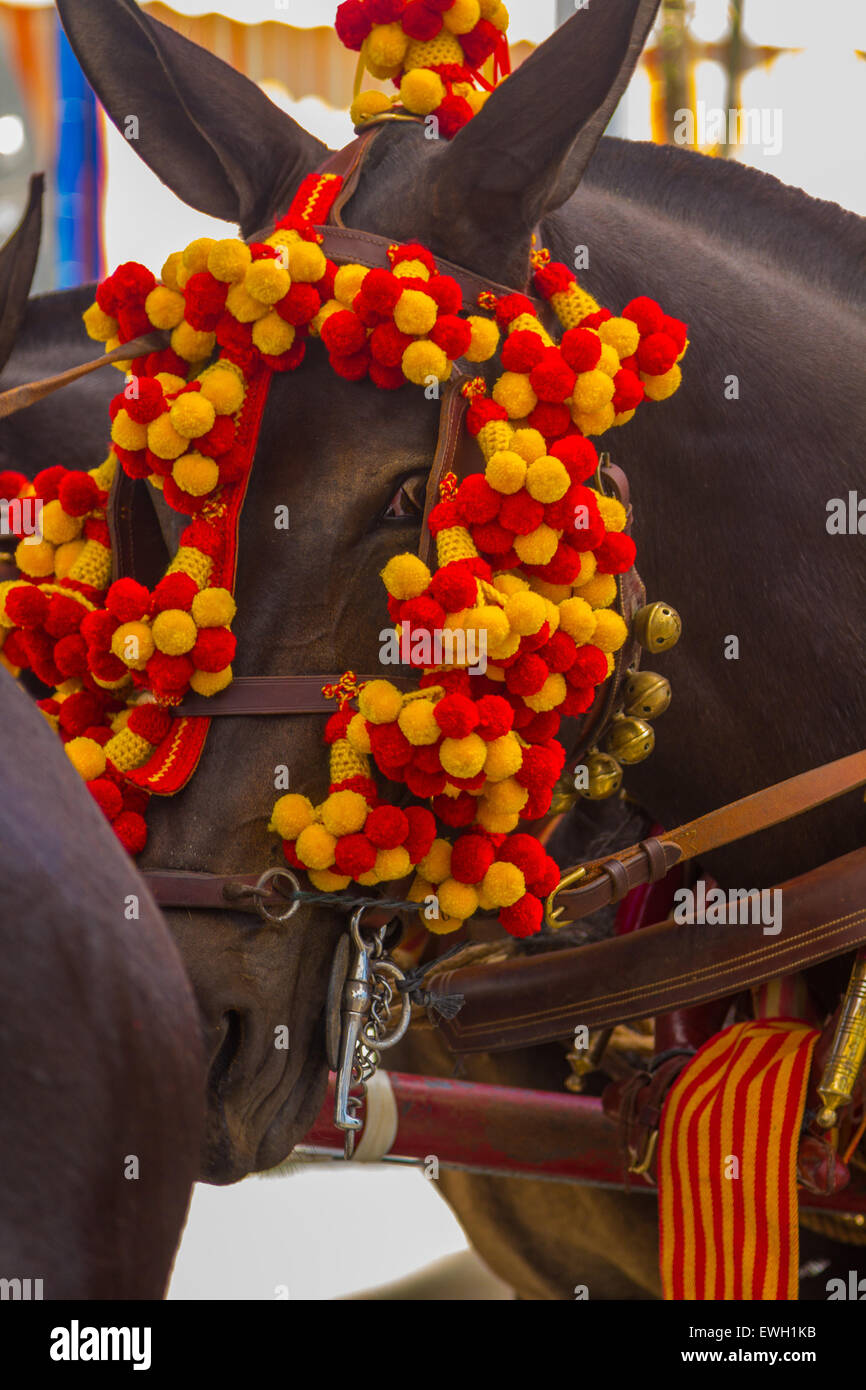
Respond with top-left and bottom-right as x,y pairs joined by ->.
55,17 -> 103,288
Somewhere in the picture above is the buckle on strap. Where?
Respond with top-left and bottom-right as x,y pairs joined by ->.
544,864 -> 586,929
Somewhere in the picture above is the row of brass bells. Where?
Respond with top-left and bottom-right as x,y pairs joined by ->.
580,601 -> 681,800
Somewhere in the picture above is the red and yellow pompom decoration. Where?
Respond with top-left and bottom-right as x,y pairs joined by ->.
336,0 -> 511,137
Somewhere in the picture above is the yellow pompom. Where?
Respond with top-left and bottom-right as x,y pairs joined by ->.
226,283 -> 270,323
110,620 -> 154,669
574,551 -> 597,587
438,878 -> 478,920
509,427 -> 547,463
401,339 -> 449,384
334,264 -> 369,307
486,630 -> 521,662
169,392 -> 216,441
374,845 -> 412,882
350,90 -> 393,125
161,251 -> 183,290
171,322 -> 216,361
596,342 -> 621,378
558,596 -> 596,643
252,314 -> 295,357
572,403 -> 615,436
147,412 -> 189,460
268,793 -> 315,839
513,524 -> 559,567
182,237 -> 216,274
439,733 -> 487,779
613,409 -> 636,428
394,289 -> 438,336
15,538 -> 55,577
418,838 -> 452,884
308,868 -> 352,892
199,364 -> 246,416
504,590 -> 547,636
54,539 -> 86,579
155,372 -> 187,396
104,336 -> 133,372
595,495 -> 627,532
468,604 -> 510,647
39,499 -> 80,545
244,258 -> 291,306
321,789 -> 369,836
346,712 -> 372,754
483,732 -> 523,782
357,679 -> 404,725
367,21 -> 409,68
399,68 -> 445,115
575,572 -> 617,609
172,452 -> 219,497
529,578 -> 570,603
485,449 -> 526,495
492,371 -> 537,419
481,860 -> 525,908
110,409 -> 148,453
296,823 -> 337,871
425,912 -> 464,936
526,455 -> 570,503
642,364 -> 682,401
598,315 -> 640,358
492,572 -> 529,596
443,0 -> 481,32
189,665 -> 232,696
191,587 -> 235,627
524,672 -> 566,712
464,315 -> 500,363
483,777 -> 528,814
592,609 -> 628,653
394,259 -> 431,283
380,552 -> 431,600
66,736 -> 106,782
83,302 -> 118,342
145,286 -> 186,331
152,607 -> 197,655
288,241 -> 327,283
573,369 -> 615,413
207,238 -> 252,283
398,699 -> 440,746
466,89 -> 489,116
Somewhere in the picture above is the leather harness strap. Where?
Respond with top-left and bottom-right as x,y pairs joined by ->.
429,846 -> 866,1053
549,746 -> 866,924
170,673 -> 416,717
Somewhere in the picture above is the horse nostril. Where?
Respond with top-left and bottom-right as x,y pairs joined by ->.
209,1010 -> 243,1092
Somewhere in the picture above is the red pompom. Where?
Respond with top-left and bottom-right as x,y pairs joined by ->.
514,744 -> 559,792
431,791 -> 477,827
80,609 -> 116,650
458,16 -> 499,65
529,347 -> 575,403
145,347 -> 189,378
499,893 -> 543,937
501,329 -> 545,373
127,705 -> 173,744
549,434 -> 598,483
334,833 -> 377,877
368,722 -> 413,770
5,584 -> 48,628
146,650 -> 194,696
434,692 -> 478,738
335,0 -> 372,49
531,542 -> 583,587
116,445 -> 151,480
88,650 -> 127,683
532,261 -> 574,298
498,490 -> 544,535
426,274 -> 462,315
324,708 -> 353,745
196,414 -> 236,459
369,360 -> 407,390
1,629 -> 29,667
561,685 -> 594,718
282,838 -> 304,870
58,690 -> 103,738
568,644 -> 607,686
162,476 -> 208,515
44,593 -> 85,638
117,304 -> 152,343
438,93 -> 473,139
364,804 -> 409,849
106,578 -> 150,623
390,242 -> 437,275
428,561 -> 477,612
402,805 -> 436,861
622,296 -> 664,335
637,331 -> 678,377
456,473 -> 500,524
470,520 -> 514,556
149,572 -> 198,614
662,314 -> 688,352
593,530 -> 636,574
579,308 -> 612,330
401,0 -> 443,39
276,281 -> 320,325
494,294 -> 535,329
54,633 -> 88,678
612,368 -> 644,414
33,465 -> 67,503
529,854 -> 560,898
112,811 -> 148,855
179,518 -> 220,556
57,472 -> 99,516
496,832 -> 546,878
466,396 -> 508,436
183,271 -> 228,331
401,595 -> 446,634
192,626 -> 236,672
329,347 -> 370,382
430,313 -> 472,359
450,833 -> 495,884
0,469 -> 27,500
474,694 -> 513,740
321,308 -> 368,357
538,629 -> 576,673
405,767 -> 447,798
88,777 -> 123,819
527,401 -> 571,440
505,653 -> 548,697
369,320 -> 413,368
559,327 -> 601,373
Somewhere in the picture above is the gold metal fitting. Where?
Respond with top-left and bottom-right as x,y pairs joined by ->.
633,601 -> 682,654
578,749 -> 623,801
605,715 -> 655,765
623,669 -> 672,721
817,949 -> 866,1129
544,864 -> 586,929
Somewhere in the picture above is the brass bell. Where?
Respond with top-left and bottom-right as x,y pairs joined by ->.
578,749 -> 623,800
605,715 -> 655,764
633,601 -> 682,653
623,670 -> 671,721
549,770 -> 579,816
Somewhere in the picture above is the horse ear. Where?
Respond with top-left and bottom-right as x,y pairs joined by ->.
56,0 -> 328,235
0,175 -> 42,376
432,0 -> 659,251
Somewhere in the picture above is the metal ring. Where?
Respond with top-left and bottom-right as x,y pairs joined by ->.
243,867 -> 301,924
368,960 -> 413,1051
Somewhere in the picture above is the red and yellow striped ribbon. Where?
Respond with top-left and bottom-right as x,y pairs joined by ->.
659,1019 -> 818,1300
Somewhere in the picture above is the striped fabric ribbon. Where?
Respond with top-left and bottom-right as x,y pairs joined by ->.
659,1019 -> 818,1300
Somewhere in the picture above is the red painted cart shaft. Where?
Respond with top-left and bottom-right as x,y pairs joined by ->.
300,1071 -> 866,1214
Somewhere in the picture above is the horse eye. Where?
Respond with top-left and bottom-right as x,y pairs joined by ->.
382,472 -> 427,521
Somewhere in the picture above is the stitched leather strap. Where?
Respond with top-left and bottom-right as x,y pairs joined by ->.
552,747 -> 866,923
429,846 -> 866,1053
169,673 -> 416,717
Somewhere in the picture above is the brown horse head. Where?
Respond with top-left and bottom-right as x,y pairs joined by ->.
56,0 -> 661,1182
